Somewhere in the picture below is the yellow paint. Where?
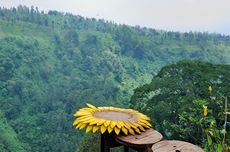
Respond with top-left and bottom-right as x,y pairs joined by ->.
73,103 -> 152,135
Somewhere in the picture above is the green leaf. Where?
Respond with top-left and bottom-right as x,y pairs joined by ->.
217,144 -> 222,152
207,134 -> 212,145
208,130 -> 213,136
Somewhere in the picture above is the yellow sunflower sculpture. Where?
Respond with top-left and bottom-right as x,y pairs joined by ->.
73,104 -> 152,135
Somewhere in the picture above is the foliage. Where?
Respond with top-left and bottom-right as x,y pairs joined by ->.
130,61 -> 230,151
76,133 -> 122,152
76,133 -> 100,152
0,112 -> 26,152
1,6 -> 230,151
178,99 -> 226,151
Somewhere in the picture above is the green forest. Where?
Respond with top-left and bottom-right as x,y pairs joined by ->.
0,6 -> 229,152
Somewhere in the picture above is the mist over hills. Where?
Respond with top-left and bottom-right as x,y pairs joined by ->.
0,6 -> 230,152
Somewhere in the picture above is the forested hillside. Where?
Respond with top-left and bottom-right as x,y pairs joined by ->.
130,61 -> 230,151
0,6 -> 230,152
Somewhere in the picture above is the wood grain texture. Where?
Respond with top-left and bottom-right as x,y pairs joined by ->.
94,110 -> 138,122
114,128 -> 163,148
152,140 -> 204,152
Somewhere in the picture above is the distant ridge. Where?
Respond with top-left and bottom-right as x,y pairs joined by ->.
0,6 -> 230,152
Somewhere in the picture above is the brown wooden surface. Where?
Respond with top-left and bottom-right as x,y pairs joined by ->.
151,140 -> 204,152
114,128 -> 163,148
94,110 -> 138,122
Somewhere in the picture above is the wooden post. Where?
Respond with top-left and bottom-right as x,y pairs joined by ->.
124,146 -> 129,152
101,133 -> 110,152
100,132 -> 122,152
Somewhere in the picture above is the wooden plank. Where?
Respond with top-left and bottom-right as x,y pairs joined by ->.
152,140 -> 204,152
114,128 -> 163,148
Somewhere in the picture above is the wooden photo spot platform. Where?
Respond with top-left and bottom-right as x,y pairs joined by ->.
152,140 -> 204,152
94,110 -> 138,122
114,128 -> 163,150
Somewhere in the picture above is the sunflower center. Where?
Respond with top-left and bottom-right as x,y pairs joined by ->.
93,110 -> 138,122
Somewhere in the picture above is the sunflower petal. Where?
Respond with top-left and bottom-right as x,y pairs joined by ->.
101,125 -> 107,134
110,121 -> 116,129
79,123 -> 87,130
134,128 -> 141,134
139,119 -> 152,127
86,125 -> 93,133
128,121 -> 138,129
114,127 -> 120,135
86,103 -> 97,109
83,118 -> 96,124
139,115 -> 150,120
118,121 -> 124,126
116,121 -> 122,129
76,116 -> 92,122
138,125 -> 145,132
121,127 -> 128,135
89,119 -> 98,125
79,108 -> 95,112
137,121 -> 146,127
138,121 -> 150,128
108,126 -> 113,133
104,120 -> 111,127
97,119 -> 105,125
123,121 -> 131,129
74,111 -> 91,116
93,126 -> 100,133
145,121 -> 152,126
128,128 -> 135,135
73,119 -> 81,126
76,123 -> 82,129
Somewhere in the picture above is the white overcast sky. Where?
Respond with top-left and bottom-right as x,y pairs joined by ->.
1,0 -> 230,35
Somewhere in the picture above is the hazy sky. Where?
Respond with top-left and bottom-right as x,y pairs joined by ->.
1,0 -> 230,35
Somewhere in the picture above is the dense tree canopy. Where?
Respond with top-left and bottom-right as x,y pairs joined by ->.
0,6 -> 230,152
130,61 -> 230,150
